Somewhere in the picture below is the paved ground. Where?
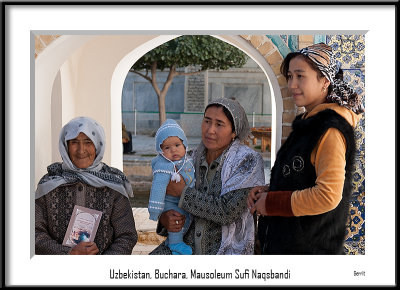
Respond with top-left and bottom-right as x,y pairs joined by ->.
126,134 -> 271,255
131,208 -> 160,255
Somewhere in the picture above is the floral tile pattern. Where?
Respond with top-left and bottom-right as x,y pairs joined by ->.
327,35 -> 365,69
328,35 -> 365,255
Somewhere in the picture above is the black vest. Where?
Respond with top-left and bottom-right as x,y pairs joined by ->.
258,109 -> 356,254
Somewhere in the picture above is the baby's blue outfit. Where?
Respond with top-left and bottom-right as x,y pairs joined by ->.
148,119 -> 195,255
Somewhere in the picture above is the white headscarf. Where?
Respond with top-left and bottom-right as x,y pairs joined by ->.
35,117 -> 133,199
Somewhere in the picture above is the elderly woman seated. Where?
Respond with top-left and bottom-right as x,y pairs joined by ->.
35,117 -> 138,255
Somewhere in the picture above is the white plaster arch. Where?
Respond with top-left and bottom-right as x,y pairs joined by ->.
36,34 -> 282,185
110,34 -> 282,168
36,34 -> 163,185
35,35 -> 95,185
110,35 -> 181,168
212,35 -> 282,165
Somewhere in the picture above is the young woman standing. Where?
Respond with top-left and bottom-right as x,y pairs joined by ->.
248,43 -> 364,254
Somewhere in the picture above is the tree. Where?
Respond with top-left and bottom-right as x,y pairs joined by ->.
130,35 -> 248,126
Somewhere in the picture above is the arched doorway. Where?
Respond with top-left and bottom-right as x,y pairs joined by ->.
36,34 -> 282,185
111,34 -> 282,168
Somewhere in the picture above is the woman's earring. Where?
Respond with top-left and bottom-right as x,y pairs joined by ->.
323,87 -> 327,92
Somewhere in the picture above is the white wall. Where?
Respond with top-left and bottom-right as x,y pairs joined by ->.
35,34 -> 165,185
35,35 -> 94,185
35,34 -> 282,186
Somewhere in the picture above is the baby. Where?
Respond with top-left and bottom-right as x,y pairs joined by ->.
148,119 -> 194,255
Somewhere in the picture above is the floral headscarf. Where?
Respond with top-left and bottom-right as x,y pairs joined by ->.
299,43 -> 364,114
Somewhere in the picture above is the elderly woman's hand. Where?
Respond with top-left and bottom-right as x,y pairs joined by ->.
159,210 -> 186,232
70,241 -> 99,255
165,175 -> 186,197
247,185 -> 269,209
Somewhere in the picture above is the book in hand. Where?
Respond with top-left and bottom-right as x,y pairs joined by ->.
62,205 -> 103,247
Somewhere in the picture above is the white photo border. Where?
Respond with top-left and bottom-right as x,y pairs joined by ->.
5,4 -> 396,287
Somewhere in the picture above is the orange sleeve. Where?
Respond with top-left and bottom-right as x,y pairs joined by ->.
290,128 -> 347,216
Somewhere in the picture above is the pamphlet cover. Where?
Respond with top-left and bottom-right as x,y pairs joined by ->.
62,205 -> 103,247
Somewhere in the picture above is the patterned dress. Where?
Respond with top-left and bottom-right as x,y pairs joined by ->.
35,182 -> 138,255
150,141 -> 264,255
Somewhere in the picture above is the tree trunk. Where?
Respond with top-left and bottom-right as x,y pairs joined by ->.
158,91 -> 167,126
154,65 -> 177,126
147,63 -> 180,126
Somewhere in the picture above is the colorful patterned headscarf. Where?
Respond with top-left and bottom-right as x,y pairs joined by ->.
299,43 -> 364,114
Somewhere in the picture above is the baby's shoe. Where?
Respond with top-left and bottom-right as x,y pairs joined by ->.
169,242 -> 192,255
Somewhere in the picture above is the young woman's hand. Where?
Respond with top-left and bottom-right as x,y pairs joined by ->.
247,184 -> 269,209
249,192 -> 268,216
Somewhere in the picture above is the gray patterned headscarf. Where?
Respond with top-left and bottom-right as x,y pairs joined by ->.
205,97 -> 252,142
299,43 -> 364,114
193,97 -> 252,166
36,116 -> 133,199
190,98 -> 264,254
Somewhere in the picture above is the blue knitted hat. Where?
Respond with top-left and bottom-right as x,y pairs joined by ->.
155,119 -> 188,154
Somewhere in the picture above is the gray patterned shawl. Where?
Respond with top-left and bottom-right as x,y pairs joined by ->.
195,98 -> 265,254
217,140 -> 265,254
36,117 -> 133,199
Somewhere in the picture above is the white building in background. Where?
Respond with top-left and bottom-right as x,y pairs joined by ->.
122,58 -> 273,137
